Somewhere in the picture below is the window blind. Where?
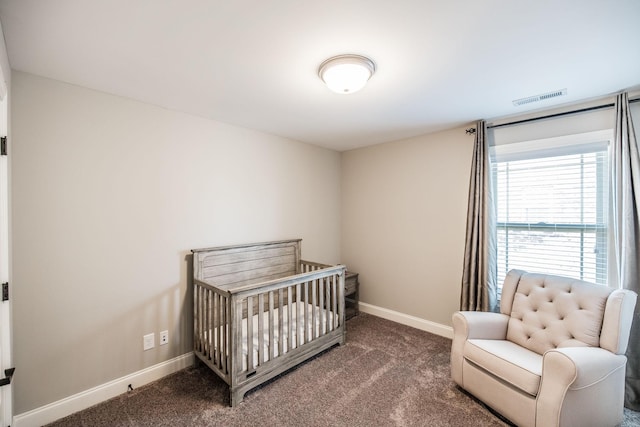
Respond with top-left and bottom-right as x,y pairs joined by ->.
491,134 -> 610,287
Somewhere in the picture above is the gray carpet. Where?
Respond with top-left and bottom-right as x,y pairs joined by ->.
47,313 -> 640,426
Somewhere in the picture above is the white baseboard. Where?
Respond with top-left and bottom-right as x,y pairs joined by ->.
13,352 -> 194,427
359,302 -> 453,339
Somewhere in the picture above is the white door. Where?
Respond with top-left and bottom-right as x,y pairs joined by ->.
0,90 -> 12,426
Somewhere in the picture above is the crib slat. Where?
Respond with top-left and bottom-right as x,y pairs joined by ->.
258,293 -> 265,365
296,283 -> 303,347
304,281 -> 310,344
222,295 -> 228,374
195,285 -> 200,351
246,296 -> 253,371
312,279 -> 317,339
202,288 -> 207,357
234,297 -> 243,376
212,291 -> 217,366
217,294 -> 221,372
220,294 -> 225,370
278,288 -> 284,357
327,276 -> 335,332
325,278 -> 330,333
199,286 -> 205,353
194,284 -> 200,352
338,272 -> 345,329
205,289 -> 211,358
326,276 -> 331,331
287,286 -> 293,352
319,278 -> 325,336
215,293 -> 219,370
214,293 -> 219,369
331,275 -> 337,331
322,277 -> 331,334
269,291 -> 275,360
202,286 -> 206,352
210,289 -> 215,358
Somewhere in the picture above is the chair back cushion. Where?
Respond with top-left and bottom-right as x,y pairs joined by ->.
505,271 -> 613,355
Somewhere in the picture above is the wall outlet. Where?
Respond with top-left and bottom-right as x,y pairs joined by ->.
143,333 -> 155,351
160,330 -> 168,346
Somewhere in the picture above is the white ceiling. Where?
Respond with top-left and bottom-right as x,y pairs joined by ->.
0,0 -> 639,151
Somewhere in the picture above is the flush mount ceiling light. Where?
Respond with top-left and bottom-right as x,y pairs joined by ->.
318,54 -> 376,94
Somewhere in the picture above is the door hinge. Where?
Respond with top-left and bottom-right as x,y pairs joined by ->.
2,282 -> 7,301
0,368 -> 15,387
0,136 -> 6,156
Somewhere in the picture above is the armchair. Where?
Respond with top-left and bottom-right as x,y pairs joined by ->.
451,270 -> 637,427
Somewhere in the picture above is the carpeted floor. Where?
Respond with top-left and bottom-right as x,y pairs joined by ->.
47,313 -> 640,426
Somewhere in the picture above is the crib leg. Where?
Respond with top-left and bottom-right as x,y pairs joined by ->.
230,388 -> 244,407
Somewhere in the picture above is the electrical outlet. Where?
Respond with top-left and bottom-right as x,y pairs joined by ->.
160,330 -> 168,345
143,333 -> 155,351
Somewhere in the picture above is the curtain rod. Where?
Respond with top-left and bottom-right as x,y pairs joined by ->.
488,103 -> 615,130
465,97 -> 640,134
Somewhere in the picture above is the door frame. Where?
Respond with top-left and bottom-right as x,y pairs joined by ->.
0,88 -> 12,427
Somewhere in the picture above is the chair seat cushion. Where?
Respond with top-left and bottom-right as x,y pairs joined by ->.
465,339 -> 542,396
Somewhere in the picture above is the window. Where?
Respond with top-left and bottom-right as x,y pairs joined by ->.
491,131 -> 611,288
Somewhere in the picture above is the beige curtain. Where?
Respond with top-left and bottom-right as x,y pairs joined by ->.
460,121 -> 497,311
611,92 -> 640,410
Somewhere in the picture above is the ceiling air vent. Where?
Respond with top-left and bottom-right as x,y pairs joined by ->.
513,89 -> 567,107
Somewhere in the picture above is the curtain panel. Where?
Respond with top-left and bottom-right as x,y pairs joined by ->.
460,120 -> 498,312
611,92 -> 640,410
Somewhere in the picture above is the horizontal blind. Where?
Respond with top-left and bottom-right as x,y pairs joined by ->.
492,142 -> 609,287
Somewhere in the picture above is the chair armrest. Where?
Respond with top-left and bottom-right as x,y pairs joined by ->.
537,347 -> 627,427
452,311 -> 509,340
450,311 -> 509,386
600,289 -> 637,354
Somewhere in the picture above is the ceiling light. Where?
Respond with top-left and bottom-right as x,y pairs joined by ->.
318,54 -> 376,94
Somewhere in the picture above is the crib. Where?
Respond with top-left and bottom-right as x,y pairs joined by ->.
191,239 -> 346,406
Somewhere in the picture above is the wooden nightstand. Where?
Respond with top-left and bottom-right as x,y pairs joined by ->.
345,271 -> 359,319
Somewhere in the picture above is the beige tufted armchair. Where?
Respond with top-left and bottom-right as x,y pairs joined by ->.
451,270 -> 637,427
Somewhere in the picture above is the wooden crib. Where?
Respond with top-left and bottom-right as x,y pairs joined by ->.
191,239 -> 346,406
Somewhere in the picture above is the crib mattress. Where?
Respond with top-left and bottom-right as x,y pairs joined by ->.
208,303 -> 338,371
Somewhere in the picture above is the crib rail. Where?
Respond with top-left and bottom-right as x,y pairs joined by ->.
300,259 -> 331,273
193,264 -> 346,390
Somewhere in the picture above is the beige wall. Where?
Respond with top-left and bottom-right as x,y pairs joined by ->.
10,72 -> 341,414
341,127 -> 474,327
